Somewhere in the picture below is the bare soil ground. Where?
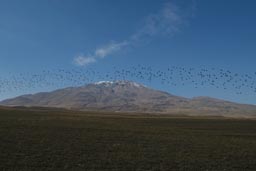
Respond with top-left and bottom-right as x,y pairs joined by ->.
1,107 -> 256,170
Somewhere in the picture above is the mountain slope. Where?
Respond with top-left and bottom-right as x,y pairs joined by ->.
1,80 -> 256,117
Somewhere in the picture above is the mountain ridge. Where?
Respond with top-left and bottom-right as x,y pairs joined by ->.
1,80 -> 256,117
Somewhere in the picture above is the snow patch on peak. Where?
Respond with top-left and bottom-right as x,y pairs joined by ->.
95,81 -> 114,85
130,82 -> 141,88
94,80 -> 145,88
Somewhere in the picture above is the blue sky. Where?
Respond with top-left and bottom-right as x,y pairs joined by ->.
0,0 -> 256,104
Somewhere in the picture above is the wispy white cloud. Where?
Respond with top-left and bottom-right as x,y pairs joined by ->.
132,2 -> 183,40
73,41 -> 129,66
74,1 -> 195,66
73,55 -> 96,66
95,41 -> 129,58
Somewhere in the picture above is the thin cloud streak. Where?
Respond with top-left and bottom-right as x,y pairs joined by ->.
95,41 -> 129,58
74,41 -> 129,66
74,56 -> 96,66
74,1 -> 195,66
132,2 -> 183,41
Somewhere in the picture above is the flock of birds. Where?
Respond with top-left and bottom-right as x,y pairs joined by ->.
1,65 -> 256,96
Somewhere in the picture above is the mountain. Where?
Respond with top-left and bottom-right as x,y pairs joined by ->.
1,80 -> 256,117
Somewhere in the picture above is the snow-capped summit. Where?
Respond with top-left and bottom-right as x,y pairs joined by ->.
94,81 -> 114,85
94,80 -> 144,88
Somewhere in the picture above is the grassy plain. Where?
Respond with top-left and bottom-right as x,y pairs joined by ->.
0,107 -> 256,170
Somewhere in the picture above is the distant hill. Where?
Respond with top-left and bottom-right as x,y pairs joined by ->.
1,80 -> 256,117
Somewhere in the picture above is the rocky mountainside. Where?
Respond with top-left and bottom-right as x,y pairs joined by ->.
1,80 -> 256,117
